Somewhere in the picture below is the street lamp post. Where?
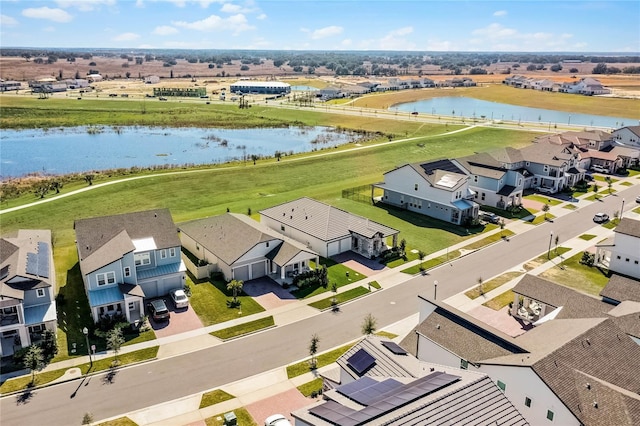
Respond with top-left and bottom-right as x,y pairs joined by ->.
547,231 -> 554,259
621,198 -> 625,219
83,327 -> 92,366
434,280 -> 438,300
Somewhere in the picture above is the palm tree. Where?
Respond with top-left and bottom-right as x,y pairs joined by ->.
418,250 -> 426,270
309,334 -> 320,369
361,313 -> 377,335
227,279 -> 244,304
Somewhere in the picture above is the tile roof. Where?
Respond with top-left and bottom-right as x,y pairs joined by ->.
75,209 -> 179,274
614,217 -> 640,239
259,198 -> 398,242
600,274 -> 640,303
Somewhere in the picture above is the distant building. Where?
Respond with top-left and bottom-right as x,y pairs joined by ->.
0,80 -> 22,91
144,75 -> 160,84
229,81 -> 291,95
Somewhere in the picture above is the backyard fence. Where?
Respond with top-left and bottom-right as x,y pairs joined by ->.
342,184 -> 380,205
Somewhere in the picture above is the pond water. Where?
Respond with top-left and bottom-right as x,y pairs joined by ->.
0,126 -> 356,178
290,85 -> 319,91
392,97 -> 638,128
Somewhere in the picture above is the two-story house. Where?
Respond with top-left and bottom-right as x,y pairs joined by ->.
558,77 -> 611,95
519,140 -> 584,192
0,230 -> 57,357
596,218 -> 640,280
74,209 -> 186,324
453,147 -> 526,210
612,125 -> 640,149
374,159 -> 479,226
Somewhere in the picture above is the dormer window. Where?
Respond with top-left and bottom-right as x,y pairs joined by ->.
414,184 -> 418,191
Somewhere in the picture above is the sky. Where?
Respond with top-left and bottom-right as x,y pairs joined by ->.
0,0 -> 638,52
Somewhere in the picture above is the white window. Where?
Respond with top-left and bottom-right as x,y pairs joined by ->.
124,267 -> 131,277
170,247 -> 176,257
546,410 -> 554,421
160,250 -> 167,259
29,324 -> 45,333
36,288 -> 46,298
128,301 -> 136,310
544,165 -> 549,172
134,252 -> 151,266
414,183 -> 418,191
97,271 -> 116,286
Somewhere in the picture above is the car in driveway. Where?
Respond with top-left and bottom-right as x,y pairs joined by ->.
169,288 -> 189,309
148,299 -> 170,321
480,211 -> 500,224
593,213 -> 609,223
265,414 -> 291,426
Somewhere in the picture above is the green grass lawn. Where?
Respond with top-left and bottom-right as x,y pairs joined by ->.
523,247 -> 571,271
205,408 -> 256,426
297,377 -> 324,397
634,206 -> 640,214
620,181 -> 633,187
579,234 -> 597,241
286,343 -> 353,379
200,389 -> 235,409
483,290 -> 515,311
96,418 -> 139,426
462,229 -> 515,250
602,218 -> 621,229
562,204 -> 578,210
530,213 -> 556,225
308,286 -> 370,310
402,249 -> 463,274
368,280 -> 381,290
188,275 -> 265,327
464,272 -> 523,299
481,205 -> 536,220
1,347 -> 158,394
524,194 -> 562,206
292,258 -> 364,299
593,175 -> 618,183
382,250 -> 419,268
539,252 -> 610,296
210,316 -> 275,340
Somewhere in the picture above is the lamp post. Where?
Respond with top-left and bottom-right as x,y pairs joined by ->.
547,231 -> 554,259
83,327 -> 92,367
434,280 -> 438,300
621,198 -> 625,219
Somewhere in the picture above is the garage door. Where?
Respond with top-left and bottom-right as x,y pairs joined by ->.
251,262 -> 266,279
141,280 -> 159,298
327,241 -> 340,257
233,265 -> 250,282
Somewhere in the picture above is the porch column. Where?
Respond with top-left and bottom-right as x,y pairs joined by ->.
512,293 -> 519,316
281,267 -> 285,280
124,298 -> 131,323
392,234 -> 398,248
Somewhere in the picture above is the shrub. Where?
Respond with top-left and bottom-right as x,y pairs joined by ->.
580,251 -> 595,267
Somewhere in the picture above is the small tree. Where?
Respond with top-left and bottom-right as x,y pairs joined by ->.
82,412 -> 94,425
541,203 -> 550,220
227,279 -> 244,304
399,238 -> 407,257
40,329 -> 58,362
330,282 -> 338,309
251,154 -> 259,165
23,345 -> 44,385
309,334 -> 320,369
499,219 -> 506,238
606,176 -> 613,194
477,276 -> 484,295
417,250 -> 426,271
247,207 -> 252,216
361,313 -> 377,335
554,235 -> 560,254
84,174 -> 94,186
106,327 -> 125,365
592,184 -> 599,200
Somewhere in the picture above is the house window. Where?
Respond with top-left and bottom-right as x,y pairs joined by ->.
474,175 -> 478,182
97,271 -> 116,286
544,165 -> 549,172
134,252 -> 151,266
526,162 -> 530,166
266,241 -> 269,248
170,247 -> 176,257
546,410 -> 554,421
626,258 -> 630,262
525,397 -> 532,408
281,225 -> 285,231
481,193 -> 485,201
497,380 -> 506,392
128,301 -> 136,310
160,250 -> 167,259
124,267 -> 131,277
29,324 -> 45,334
460,359 -> 468,370
414,183 -> 418,191
36,288 -> 46,298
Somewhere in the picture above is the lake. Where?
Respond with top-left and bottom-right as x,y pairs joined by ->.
0,126 -> 356,179
392,97 -> 638,128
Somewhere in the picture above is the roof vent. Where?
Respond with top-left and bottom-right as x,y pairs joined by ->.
593,401 -> 598,408
436,324 -> 440,329
586,383 -> 591,390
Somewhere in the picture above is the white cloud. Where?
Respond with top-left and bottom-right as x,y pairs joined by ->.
472,23 -> 517,39
389,26 -> 413,37
378,26 -> 414,50
0,14 -> 19,26
493,10 -> 507,17
425,39 -> 456,51
22,7 -> 73,23
113,32 -> 140,41
469,23 -> 579,51
341,39 -> 352,47
43,26 -> 56,32
311,25 -> 343,40
153,25 -> 179,35
173,13 -> 254,34
256,13 -> 267,20
56,0 -> 115,12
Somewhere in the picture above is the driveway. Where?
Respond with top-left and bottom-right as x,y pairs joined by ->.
331,251 -> 388,277
245,388 -> 314,425
242,277 -> 299,310
147,297 -> 203,338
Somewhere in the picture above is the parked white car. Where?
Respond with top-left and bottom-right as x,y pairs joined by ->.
169,288 -> 189,309
265,414 -> 292,426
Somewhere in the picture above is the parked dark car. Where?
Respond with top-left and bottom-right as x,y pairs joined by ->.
148,299 -> 170,322
480,211 -> 500,224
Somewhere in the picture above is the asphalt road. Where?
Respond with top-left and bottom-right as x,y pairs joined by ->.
2,185 -> 638,426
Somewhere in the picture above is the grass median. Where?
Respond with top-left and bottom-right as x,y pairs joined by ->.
210,316 -> 275,340
200,389 -> 235,409
287,343 -> 353,379
308,286 -> 370,310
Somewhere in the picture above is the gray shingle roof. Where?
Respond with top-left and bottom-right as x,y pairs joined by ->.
614,217 -> 640,239
74,209 -> 179,274
600,274 -> 640,303
259,198 -> 398,242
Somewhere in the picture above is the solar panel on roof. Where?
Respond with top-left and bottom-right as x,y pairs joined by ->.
338,377 -> 404,406
381,341 -> 408,355
25,242 -> 50,279
309,401 -> 355,424
347,348 -> 376,375
337,376 -> 376,398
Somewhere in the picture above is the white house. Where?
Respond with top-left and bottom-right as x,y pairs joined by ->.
596,218 -> 640,279
374,159 -> 479,225
558,77 -> 610,95
612,125 -> 640,149
0,230 -> 57,357
259,198 -> 398,259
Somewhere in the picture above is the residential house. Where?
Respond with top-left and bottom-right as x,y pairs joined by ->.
453,147 -> 526,210
596,218 -> 640,279
292,335 -> 528,426
65,79 -> 89,89
0,80 -> 22,92
558,77 -> 610,95
402,275 -> 640,425
600,274 -> 640,307
612,126 -> 640,149
178,213 -> 319,284
259,198 -> 399,259
0,230 -> 57,357
374,159 -> 479,225
519,139 -> 585,192
144,75 -> 160,84
74,209 -> 186,324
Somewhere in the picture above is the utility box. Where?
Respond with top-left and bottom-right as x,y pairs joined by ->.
224,411 -> 237,426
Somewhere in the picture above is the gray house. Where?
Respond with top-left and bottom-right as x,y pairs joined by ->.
74,209 -> 186,324
0,230 -> 57,357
